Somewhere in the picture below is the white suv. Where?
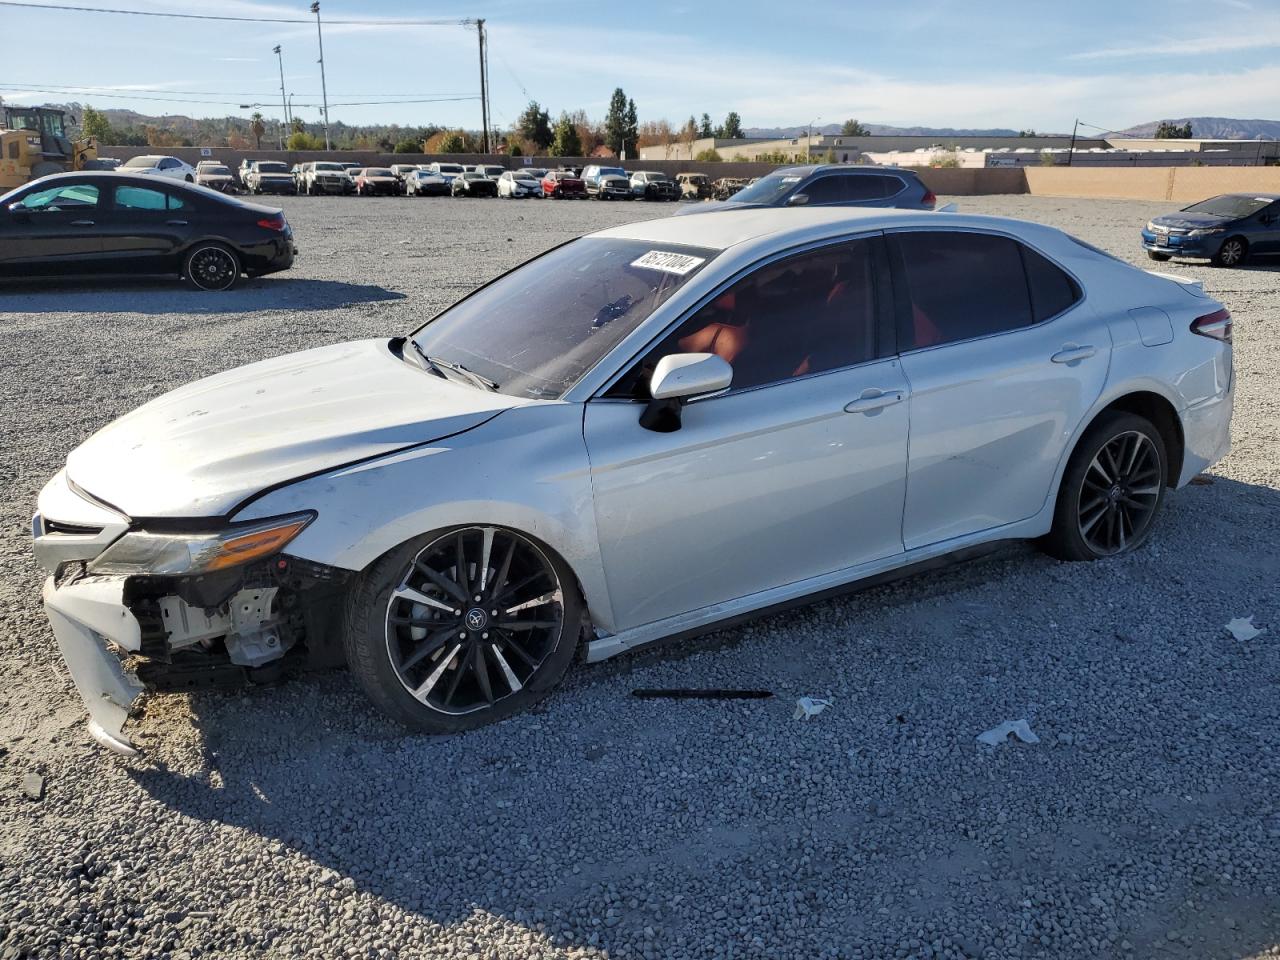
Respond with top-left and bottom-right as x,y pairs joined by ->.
300,161 -> 353,195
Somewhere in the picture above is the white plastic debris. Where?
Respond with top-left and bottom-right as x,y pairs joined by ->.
976,719 -> 1040,746
793,697 -> 832,721
1225,616 -> 1264,642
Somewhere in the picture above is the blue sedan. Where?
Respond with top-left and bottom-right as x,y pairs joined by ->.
1142,193 -> 1280,267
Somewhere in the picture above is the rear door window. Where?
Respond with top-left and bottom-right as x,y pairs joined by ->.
845,175 -> 893,201
891,231 -> 1033,349
115,186 -> 185,211
801,176 -> 845,204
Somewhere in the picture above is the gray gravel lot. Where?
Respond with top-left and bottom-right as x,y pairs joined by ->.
1,194 -> 1278,960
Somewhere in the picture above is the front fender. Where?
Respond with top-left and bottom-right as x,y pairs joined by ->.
232,403 -> 617,632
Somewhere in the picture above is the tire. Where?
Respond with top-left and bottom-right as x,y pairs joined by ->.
1043,411 -> 1167,562
184,174 -> 194,183
1146,251 -> 1171,262
184,242 -> 240,292
343,526 -> 584,733
1212,236 -> 1247,268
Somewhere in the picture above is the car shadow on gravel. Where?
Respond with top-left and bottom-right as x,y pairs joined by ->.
120,477 -> 1280,958
0,277 -> 405,314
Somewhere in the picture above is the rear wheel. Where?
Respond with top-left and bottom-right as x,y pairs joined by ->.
1044,411 -> 1166,561
344,526 -> 582,733
184,243 -> 240,291
1213,237 -> 1247,268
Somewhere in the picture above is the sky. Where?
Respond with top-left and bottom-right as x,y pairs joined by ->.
2,0 -> 1278,135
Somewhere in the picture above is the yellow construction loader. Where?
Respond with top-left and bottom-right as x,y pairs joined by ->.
0,106 -> 99,191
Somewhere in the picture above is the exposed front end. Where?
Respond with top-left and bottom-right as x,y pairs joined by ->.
33,471 -> 346,755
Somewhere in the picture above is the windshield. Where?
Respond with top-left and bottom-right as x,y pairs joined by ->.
436,164 -> 463,173
729,171 -> 804,204
315,162 -> 344,172
1182,195 -> 1273,218
204,166 -> 231,175
257,162 -> 289,173
411,238 -> 719,400
122,156 -> 160,168
598,167 -> 625,177
365,168 -> 393,176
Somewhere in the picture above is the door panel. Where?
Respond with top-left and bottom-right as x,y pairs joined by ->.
97,185 -> 191,272
898,304 -> 1110,548
584,359 -> 910,632
0,181 -> 107,276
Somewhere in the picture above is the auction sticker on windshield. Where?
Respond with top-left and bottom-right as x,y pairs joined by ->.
631,250 -> 707,276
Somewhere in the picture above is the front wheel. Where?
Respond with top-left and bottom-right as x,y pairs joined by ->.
1146,251 -> 1171,262
1043,411 -> 1166,561
184,243 -> 240,291
344,526 -> 583,733
1212,237 -> 1247,268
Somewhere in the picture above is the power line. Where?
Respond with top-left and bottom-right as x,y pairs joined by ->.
0,81 -> 480,99
0,1 -> 475,26
0,86 -> 480,109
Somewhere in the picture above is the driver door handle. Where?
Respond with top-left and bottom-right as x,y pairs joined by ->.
70,219 -> 95,226
845,389 -> 904,414
1051,344 -> 1097,364
165,219 -> 188,226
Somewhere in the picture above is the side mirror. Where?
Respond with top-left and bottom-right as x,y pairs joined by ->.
640,353 -> 733,432
7,202 -> 30,218
786,193 -> 809,207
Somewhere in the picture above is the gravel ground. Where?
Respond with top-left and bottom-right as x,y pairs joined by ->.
1,194 -> 1278,960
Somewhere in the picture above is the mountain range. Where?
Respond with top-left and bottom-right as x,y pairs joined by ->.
1111,117 -> 1280,140
745,117 -> 1280,140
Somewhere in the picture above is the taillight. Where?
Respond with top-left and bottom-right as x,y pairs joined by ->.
257,215 -> 285,232
921,188 -> 937,209
1190,308 -> 1232,342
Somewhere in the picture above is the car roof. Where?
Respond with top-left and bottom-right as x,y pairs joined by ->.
593,207 -> 1060,253
1,171 -> 283,211
771,163 -> 913,177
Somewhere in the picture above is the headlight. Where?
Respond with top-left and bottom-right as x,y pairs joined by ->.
1188,227 -> 1225,238
88,512 -> 314,576
1146,221 -> 1158,232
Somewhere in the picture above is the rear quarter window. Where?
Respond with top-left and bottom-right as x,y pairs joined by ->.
1021,246 -> 1081,322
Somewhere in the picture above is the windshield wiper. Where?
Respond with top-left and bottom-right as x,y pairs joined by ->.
405,338 -> 447,379
408,341 -> 499,392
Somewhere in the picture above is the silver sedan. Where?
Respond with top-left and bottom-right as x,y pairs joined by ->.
33,207 -> 1233,752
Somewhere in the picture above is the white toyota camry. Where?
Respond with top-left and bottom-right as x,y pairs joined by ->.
33,207 -> 1233,753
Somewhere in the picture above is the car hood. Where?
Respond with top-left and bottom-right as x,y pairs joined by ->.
1152,212 -> 1230,229
674,200 -> 758,216
66,339 -> 525,519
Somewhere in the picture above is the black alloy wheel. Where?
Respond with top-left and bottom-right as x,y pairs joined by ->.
184,243 -> 240,291
1045,411 -> 1167,561
371,529 -> 576,727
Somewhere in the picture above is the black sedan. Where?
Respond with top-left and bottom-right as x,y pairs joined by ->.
451,172 -> 499,198
1141,193 -> 1280,267
0,172 -> 295,291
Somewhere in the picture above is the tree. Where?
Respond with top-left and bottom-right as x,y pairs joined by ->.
569,109 -> 600,154
515,100 -> 553,151
286,131 -> 324,150
679,116 -> 698,157
250,112 -> 266,150
604,88 -> 630,154
1017,129 -> 1038,138
1155,120 -> 1193,139
699,113 -> 713,138
393,138 -> 421,153
550,112 -> 582,157
81,105 -> 113,143
624,98 -> 638,156
694,148 -> 723,162
438,130 -> 468,153
291,116 -> 305,135
507,140 -> 523,157
721,112 -> 743,139
840,119 -> 869,137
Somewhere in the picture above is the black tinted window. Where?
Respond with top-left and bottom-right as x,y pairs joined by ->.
1021,246 -> 1080,322
803,177 -> 844,204
845,175 -> 894,201
894,232 -> 1032,349
614,240 -> 879,397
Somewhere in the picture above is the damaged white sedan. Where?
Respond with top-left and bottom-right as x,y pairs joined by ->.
34,207 -> 1233,754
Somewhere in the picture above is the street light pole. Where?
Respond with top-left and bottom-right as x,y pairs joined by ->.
1067,118 -> 1078,167
807,116 -> 821,160
310,2 -> 331,150
273,45 -> 289,133
476,18 -> 490,154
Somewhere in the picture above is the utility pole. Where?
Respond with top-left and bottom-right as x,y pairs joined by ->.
310,2 -> 331,150
476,19 -> 490,154
274,45 -> 289,131
1067,118 -> 1078,167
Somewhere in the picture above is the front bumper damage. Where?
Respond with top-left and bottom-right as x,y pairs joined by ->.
42,575 -> 145,755
34,472 -> 349,755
